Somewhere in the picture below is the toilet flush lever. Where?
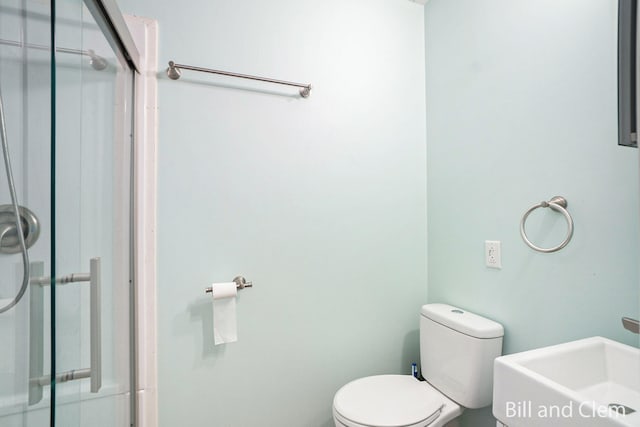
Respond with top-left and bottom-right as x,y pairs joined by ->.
205,276 -> 253,294
622,317 -> 639,334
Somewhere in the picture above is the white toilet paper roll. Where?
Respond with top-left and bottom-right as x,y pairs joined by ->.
210,282 -> 238,345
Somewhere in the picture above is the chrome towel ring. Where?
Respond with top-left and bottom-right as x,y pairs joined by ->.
520,196 -> 574,253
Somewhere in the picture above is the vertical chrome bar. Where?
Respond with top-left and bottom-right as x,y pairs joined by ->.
90,257 -> 102,392
28,261 -> 44,405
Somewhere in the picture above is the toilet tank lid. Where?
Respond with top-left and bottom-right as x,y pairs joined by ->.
421,304 -> 504,339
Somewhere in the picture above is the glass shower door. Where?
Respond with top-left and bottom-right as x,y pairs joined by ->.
0,1 -> 53,425
52,0 -> 134,425
0,0 -> 134,425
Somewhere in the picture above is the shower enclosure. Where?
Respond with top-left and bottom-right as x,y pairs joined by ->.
0,0 -> 136,425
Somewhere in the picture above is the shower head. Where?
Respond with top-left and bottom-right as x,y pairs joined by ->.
167,61 -> 182,80
88,50 -> 108,71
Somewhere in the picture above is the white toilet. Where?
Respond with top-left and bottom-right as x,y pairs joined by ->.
332,303 -> 504,427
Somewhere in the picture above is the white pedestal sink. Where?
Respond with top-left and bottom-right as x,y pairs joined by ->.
493,336 -> 640,426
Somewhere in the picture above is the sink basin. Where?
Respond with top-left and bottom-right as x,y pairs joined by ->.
493,336 -> 640,426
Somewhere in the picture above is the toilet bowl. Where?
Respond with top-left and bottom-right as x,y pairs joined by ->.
332,304 -> 504,427
333,375 -> 462,427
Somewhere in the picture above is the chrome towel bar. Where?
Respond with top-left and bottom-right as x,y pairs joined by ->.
167,61 -> 312,98
520,196 -> 574,253
0,38 -> 107,70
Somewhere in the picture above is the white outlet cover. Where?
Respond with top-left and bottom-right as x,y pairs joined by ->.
485,240 -> 502,269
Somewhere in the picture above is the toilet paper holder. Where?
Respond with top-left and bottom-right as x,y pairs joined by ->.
205,276 -> 253,294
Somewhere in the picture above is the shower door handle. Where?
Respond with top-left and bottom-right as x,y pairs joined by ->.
89,257 -> 102,392
28,257 -> 102,405
28,261 -> 44,405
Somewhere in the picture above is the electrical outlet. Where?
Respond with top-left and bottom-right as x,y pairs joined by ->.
485,240 -> 502,269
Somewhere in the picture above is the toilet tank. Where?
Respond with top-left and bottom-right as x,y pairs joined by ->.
420,304 -> 504,409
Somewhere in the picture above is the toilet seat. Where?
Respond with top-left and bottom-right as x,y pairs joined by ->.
332,375 -> 453,427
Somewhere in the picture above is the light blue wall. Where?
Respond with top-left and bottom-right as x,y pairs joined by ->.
424,0 -> 639,425
117,0 -> 640,425
118,0 -> 427,425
